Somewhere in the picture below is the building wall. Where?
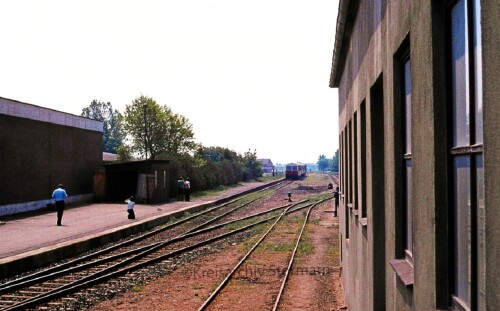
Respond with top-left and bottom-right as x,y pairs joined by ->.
103,160 -> 170,204
0,98 -> 103,216
331,0 -> 499,310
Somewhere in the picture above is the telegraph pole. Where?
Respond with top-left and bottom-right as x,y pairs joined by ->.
143,103 -> 149,204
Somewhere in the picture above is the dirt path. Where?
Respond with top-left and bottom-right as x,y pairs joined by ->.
278,203 -> 345,310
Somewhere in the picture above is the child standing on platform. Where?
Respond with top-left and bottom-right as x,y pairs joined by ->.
126,196 -> 136,219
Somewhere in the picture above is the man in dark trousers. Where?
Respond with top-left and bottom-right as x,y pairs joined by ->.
333,187 -> 339,217
52,184 -> 68,226
177,177 -> 185,201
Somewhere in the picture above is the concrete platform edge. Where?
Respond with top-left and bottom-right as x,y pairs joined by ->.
0,179 -> 283,279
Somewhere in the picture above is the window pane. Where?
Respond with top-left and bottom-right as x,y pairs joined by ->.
454,156 -> 471,307
451,0 -> 470,147
405,159 -> 412,255
405,60 -> 412,154
476,155 -> 485,310
473,0 -> 483,144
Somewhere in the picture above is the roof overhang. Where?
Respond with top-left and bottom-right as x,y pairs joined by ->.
329,0 -> 360,88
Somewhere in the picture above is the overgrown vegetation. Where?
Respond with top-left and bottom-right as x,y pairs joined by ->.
81,96 -> 265,199
316,150 -> 339,173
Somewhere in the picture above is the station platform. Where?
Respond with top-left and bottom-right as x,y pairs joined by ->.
0,180 -> 280,278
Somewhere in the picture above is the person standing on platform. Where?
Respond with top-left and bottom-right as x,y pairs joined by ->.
184,178 -> 191,201
177,177 -> 185,201
333,186 -> 339,217
127,196 -> 136,219
52,184 -> 68,226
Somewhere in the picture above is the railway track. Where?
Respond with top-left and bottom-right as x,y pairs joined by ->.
198,197 -> 331,310
0,180 -> 292,310
0,177 -> 335,310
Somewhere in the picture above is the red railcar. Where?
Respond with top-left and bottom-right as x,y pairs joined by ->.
285,162 -> 307,179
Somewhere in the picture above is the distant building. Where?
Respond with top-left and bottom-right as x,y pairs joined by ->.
274,164 -> 285,174
329,1 -> 499,310
257,158 -> 274,174
0,97 -> 103,216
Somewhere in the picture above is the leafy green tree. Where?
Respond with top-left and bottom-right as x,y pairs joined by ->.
162,112 -> 196,156
317,154 -> 329,172
329,149 -> 339,173
81,100 -> 124,153
116,145 -> 133,162
123,95 -> 195,159
196,146 -> 239,163
241,149 -> 263,181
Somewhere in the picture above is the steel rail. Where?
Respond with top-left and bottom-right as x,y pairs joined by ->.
0,194 -> 318,310
0,199 -> 311,310
197,202 -> 302,311
272,197 -> 332,310
0,198 -> 305,297
1,204 -> 297,311
0,180 -> 289,291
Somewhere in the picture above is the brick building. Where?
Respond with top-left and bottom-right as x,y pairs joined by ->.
0,97 -> 103,216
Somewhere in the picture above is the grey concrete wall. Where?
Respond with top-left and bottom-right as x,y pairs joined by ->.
482,1 -> 500,309
332,0 -> 499,310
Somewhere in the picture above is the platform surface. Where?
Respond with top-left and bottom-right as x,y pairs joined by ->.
0,181 -> 271,262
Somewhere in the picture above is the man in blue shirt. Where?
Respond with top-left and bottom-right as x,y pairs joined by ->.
52,184 -> 68,226
177,177 -> 185,201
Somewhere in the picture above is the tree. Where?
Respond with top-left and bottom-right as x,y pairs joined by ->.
116,145 -> 133,162
196,146 -> 239,163
241,149 -> 263,181
123,95 -> 195,159
317,154 -> 329,172
330,149 -> 339,173
162,111 -> 196,156
81,100 -> 124,153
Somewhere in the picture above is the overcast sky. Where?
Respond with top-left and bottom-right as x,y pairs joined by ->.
1,0 -> 339,164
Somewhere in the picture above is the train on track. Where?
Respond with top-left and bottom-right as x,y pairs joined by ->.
285,162 -> 307,179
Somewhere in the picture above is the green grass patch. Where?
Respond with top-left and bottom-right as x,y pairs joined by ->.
191,183 -> 242,199
297,236 -> 315,256
257,242 -> 295,253
131,285 -> 143,292
310,217 -> 321,225
223,218 -> 261,231
256,175 -> 282,183
328,245 -> 340,259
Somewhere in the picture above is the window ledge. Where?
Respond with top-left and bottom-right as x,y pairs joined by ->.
358,217 -> 368,226
389,259 -> 414,287
451,296 -> 471,311
347,203 -> 353,209
353,209 -> 359,217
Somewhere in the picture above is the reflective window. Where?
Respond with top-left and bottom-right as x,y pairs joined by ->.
451,0 -> 470,147
453,156 -> 471,305
403,58 -> 412,257
404,60 -> 412,154
473,0 -> 483,144
405,160 -> 412,256
448,0 -> 483,308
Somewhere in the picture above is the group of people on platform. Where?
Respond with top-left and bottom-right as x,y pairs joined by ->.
177,177 -> 191,201
51,176 -> 193,226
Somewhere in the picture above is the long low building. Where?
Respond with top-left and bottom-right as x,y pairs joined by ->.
0,97 -> 103,216
329,0 -> 499,310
